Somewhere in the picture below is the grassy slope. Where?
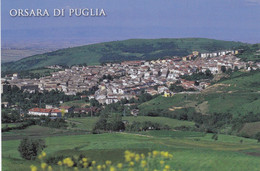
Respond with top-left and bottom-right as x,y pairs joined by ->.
239,121 -> 260,136
2,131 -> 260,171
139,71 -> 260,118
1,49 -> 51,63
2,38 -> 246,72
61,100 -> 90,108
237,43 -> 260,62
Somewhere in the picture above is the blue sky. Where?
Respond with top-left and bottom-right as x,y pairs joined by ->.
2,0 -> 260,46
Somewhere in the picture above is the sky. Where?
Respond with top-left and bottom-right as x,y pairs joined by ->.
2,0 -> 260,48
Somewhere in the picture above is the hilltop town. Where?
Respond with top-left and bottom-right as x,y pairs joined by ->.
2,50 -> 259,100
2,49 -> 260,110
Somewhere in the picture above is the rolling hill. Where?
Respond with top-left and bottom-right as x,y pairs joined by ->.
1,38 -> 247,72
139,70 -> 260,118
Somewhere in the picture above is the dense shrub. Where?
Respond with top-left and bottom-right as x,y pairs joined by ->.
18,138 -> 46,160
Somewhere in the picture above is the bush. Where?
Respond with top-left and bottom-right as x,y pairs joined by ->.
255,132 -> 260,142
212,133 -> 218,141
18,138 -> 46,160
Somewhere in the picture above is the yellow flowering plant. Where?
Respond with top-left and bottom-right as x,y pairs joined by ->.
30,150 -> 175,171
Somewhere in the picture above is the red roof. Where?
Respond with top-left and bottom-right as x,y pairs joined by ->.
29,108 -> 51,113
29,108 -> 61,113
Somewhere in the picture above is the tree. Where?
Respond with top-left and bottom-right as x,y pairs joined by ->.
255,132 -> 260,143
227,68 -> 232,74
90,99 -> 100,107
234,66 -> 239,72
221,66 -> 226,73
205,69 -> 212,77
107,113 -> 125,131
169,83 -> 184,92
18,138 -> 46,160
194,81 -> 200,86
93,113 -> 125,132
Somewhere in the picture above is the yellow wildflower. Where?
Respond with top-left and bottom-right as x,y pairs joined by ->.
163,151 -> 169,158
106,160 -> 112,165
68,160 -> 74,167
41,163 -> 47,170
41,151 -> 46,157
57,161 -> 62,166
30,165 -> 37,171
97,165 -> 102,170
38,155 -> 42,160
63,157 -> 74,167
92,161 -> 96,165
141,153 -> 145,159
153,150 -> 158,157
160,160 -> 165,165
83,162 -> 88,168
135,154 -> 140,162
129,161 -> 134,167
125,150 -> 130,154
102,164 -> 106,169
141,160 -> 147,168
125,155 -> 131,162
110,166 -> 116,171
117,163 -> 123,169
74,167 -> 78,171
89,166 -> 93,171
165,165 -> 170,170
82,157 -> 88,162
48,166 -> 52,171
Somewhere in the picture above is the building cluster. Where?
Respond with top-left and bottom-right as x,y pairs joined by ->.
200,50 -> 240,58
2,51 -> 260,105
27,105 -> 99,117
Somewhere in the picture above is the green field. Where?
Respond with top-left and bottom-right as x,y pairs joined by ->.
240,121 -> 260,136
2,125 -> 86,141
2,130 -> 260,171
61,100 -> 90,108
67,117 -> 99,131
2,38 -> 246,72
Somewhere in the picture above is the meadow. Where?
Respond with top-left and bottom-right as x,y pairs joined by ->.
61,100 -> 90,108
2,130 -> 260,171
240,121 -> 260,136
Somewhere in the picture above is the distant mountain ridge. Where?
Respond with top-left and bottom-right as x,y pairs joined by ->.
1,38 -> 248,72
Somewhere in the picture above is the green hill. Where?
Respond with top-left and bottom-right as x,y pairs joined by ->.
139,70 -> 260,120
237,43 -> 260,62
2,38 -> 247,72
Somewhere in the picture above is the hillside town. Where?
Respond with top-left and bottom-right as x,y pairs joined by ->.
2,50 -> 260,116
